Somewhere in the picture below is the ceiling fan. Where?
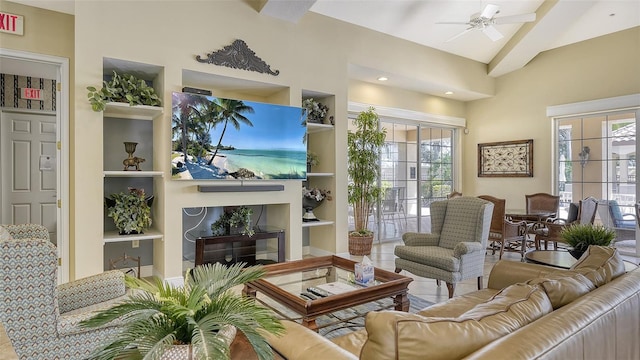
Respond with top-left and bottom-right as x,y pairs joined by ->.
438,4 -> 536,42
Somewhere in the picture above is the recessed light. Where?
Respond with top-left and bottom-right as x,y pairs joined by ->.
377,76 -> 388,81
445,91 -> 454,95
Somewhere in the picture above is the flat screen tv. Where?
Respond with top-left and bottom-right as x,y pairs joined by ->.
171,92 -> 307,180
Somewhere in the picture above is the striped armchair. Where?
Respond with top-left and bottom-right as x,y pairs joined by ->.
0,224 -> 127,360
394,197 -> 493,298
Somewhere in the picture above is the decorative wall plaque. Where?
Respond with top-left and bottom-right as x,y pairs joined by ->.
478,139 -> 533,177
196,39 -> 280,76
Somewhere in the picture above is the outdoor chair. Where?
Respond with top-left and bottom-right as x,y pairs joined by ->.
478,195 -> 527,260
0,224 -> 128,359
394,196 -> 493,298
597,200 -> 636,242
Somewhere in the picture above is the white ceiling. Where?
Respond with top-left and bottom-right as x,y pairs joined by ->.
6,0 -> 640,101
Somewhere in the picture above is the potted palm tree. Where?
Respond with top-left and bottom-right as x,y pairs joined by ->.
347,107 -> 386,255
80,262 -> 284,360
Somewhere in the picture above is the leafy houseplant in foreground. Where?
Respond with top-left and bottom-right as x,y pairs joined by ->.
80,262 -> 284,360
347,107 -> 386,255
560,223 -> 616,259
87,70 -> 162,112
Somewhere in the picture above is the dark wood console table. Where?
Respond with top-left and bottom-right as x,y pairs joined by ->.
195,228 -> 285,266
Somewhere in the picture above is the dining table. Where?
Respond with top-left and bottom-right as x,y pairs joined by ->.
505,210 -> 557,251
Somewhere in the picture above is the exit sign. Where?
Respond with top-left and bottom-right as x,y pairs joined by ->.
0,11 -> 24,35
20,88 -> 43,101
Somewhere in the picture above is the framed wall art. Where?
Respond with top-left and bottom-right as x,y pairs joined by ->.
478,139 -> 533,177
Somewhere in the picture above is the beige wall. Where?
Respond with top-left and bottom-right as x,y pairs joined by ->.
465,27 -> 640,210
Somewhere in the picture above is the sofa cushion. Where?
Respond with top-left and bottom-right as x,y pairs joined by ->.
526,271 -> 595,309
360,283 -> 552,360
570,245 -> 625,287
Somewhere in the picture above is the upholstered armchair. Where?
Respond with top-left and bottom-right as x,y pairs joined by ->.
394,197 -> 493,298
0,224 -> 127,359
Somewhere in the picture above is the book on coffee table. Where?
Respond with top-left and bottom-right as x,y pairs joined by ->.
316,282 -> 359,295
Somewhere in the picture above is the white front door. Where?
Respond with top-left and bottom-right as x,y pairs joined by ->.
1,111 -> 58,249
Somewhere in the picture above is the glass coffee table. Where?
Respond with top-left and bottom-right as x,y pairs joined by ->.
243,255 -> 413,331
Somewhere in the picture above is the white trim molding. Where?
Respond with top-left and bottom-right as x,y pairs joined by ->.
546,94 -> 640,118
348,101 -> 466,128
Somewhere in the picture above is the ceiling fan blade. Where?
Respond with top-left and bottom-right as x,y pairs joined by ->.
436,21 -> 472,25
482,25 -> 504,41
494,13 -> 536,24
480,4 -> 500,19
446,28 -> 475,42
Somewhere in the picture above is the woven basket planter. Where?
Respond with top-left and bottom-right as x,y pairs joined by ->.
348,234 -> 374,256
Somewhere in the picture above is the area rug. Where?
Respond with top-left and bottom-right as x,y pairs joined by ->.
313,294 -> 434,339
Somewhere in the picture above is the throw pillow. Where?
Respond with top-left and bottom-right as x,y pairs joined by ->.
570,245 -> 625,287
0,226 -> 13,241
526,271 -> 595,309
360,283 -> 552,360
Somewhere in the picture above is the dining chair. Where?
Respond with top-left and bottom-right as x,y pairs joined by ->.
447,191 -> 462,199
525,193 -> 560,218
478,195 -> 528,259
534,196 -> 599,250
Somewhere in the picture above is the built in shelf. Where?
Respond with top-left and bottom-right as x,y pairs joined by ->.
302,220 -> 334,228
103,229 -> 163,243
104,170 -> 164,177
307,123 -> 333,134
104,102 -> 163,120
306,172 -> 334,177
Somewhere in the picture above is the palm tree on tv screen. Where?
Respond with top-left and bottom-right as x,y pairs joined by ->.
172,93 -> 209,163
207,98 -> 255,165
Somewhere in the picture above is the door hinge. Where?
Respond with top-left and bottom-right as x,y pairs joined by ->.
57,82 -> 61,91
58,258 -> 62,266
57,199 -> 62,208
57,141 -> 61,150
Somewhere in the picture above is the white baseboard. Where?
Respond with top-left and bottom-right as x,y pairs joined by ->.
307,246 -> 334,257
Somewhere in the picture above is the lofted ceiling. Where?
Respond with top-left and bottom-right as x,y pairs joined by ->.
7,0 -> 640,101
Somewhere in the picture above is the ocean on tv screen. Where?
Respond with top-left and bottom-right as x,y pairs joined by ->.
171,92 -> 308,180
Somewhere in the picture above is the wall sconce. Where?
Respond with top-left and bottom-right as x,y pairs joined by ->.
578,146 -> 590,167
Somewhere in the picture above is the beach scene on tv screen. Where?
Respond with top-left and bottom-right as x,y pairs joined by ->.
171,92 -> 307,180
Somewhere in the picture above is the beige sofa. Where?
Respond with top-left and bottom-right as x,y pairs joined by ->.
266,246 -> 640,359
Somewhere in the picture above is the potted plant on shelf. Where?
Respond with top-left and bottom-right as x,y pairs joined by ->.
211,206 -> 255,237
560,223 -> 616,259
347,107 -> 386,255
302,187 -> 332,222
80,262 -> 284,360
105,187 -> 153,235
306,151 -> 319,173
87,70 -> 162,112
302,98 -> 329,124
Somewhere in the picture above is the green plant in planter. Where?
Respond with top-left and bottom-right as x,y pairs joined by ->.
302,98 -> 329,124
87,70 -> 161,112
347,107 -> 386,245
105,187 -> 152,235
560,223 -> 616,258
80,262 -> 284,360
211,206 -> 255,237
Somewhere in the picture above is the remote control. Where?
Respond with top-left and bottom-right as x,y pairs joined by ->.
300,292 -> 317,300
307,287 -> 329,297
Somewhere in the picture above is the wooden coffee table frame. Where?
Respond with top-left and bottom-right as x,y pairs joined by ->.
243,255 -> 412,331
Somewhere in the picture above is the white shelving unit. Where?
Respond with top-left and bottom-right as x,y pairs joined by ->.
302,220 -> 334,228
103,229 -> 164,243
104,170 -> 164,177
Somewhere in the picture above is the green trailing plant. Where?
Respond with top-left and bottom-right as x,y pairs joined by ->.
560,223 -> 616,253
306,151 -> 319,167
302,98 -> 329,123
347,107 -> 386,237
80,262 -> 284,360
105,187 -> 152,235
211,206 -> 255,237
87,70 -> 161,112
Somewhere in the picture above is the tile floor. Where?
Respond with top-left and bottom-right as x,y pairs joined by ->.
335,240 -> 640,305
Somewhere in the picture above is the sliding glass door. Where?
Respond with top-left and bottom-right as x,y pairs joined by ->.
555,109 -> 639,256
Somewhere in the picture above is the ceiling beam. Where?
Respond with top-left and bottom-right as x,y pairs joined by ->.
489,0 -> 595,77
259,0 -> 317,23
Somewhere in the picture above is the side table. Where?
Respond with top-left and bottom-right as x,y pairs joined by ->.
525,250 -> 638,272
